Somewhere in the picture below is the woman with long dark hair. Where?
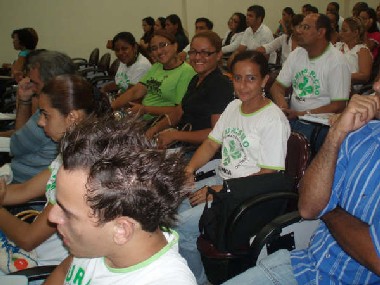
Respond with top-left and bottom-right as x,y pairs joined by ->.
0,75 -> 111,273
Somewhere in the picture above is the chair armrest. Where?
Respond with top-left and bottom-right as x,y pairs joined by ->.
248,211 -> 301,266
71,57 -> 87,64
8,265 -> 56,281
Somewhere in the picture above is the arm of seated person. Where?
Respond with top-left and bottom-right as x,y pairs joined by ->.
129,102 -> 179,117
2,168 -> 50,206
44,255 -> 73,285
0,129 -> 15,137
145,106 -> 184,139
100,81 -> 118,94
14,77 -> 37,131
298,95 -> 379,219
352,47 -> 373,84
11,56 -> 26,83
0,204 -> 56,251
111,83 -> 147,110
157,128 -> 212,149
157,113 -> 221,148
270,80 -> 289,109
186,138 -> 221,176
322,207 -> 380,275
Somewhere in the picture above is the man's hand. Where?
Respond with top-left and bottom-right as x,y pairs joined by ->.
282,108 -> 301,120
331,95 -> 380,135
17,77 -> 36,102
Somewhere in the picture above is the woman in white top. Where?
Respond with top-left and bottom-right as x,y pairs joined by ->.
221,12 -> 247,56
101,32 -> 151,94
336,17 -> 373,85
256,14 -> 304,65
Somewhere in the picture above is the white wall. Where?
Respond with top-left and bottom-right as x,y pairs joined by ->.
0,0 -> 379,63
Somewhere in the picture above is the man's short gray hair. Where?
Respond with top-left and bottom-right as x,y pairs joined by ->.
26,50 -> 76,84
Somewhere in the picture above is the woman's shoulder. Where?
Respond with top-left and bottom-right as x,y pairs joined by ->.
224,99 -> 241,112
353,43 -> 370,53
261,101 -> 287,120
135,53 -> 152,67
177,61 -> 196,74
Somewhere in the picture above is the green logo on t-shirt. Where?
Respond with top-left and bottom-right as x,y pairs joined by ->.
222,127 -> 250,168
292,68 -> 320,100
146,78 -> 163,98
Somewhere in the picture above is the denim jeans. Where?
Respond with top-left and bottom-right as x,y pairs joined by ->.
222,250 -> 297,285
290,119 -> 329,154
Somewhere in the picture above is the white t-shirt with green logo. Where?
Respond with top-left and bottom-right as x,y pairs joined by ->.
277,44 -> 350,112
209,99 -> 290,180
63,230 -> 196,285
115,54 -> 151,93
35,155 -> 68,266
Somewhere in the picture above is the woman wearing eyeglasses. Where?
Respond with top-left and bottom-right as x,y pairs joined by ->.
145,31 -> 234,149
111,30 -> 195,120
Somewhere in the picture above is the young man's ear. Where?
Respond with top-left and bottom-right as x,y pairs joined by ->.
112,217 -> 138,245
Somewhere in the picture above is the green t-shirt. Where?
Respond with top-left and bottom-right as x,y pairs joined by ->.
140,62 -> 195,110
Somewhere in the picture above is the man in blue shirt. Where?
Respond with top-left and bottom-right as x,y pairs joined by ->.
2,50 -> 76,183
223,92 -> 380,284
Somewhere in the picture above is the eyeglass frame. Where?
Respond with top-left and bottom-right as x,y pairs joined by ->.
188,50 -> 217,57
150,42 -> 173,52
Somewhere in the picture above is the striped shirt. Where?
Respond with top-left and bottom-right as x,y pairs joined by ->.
291,120 -> 380,284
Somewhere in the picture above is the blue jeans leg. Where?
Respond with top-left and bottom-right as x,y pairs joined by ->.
222,250 -> 297,285
176,202 -> 209,285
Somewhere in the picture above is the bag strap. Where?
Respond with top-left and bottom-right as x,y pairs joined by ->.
15,210 -> 40,222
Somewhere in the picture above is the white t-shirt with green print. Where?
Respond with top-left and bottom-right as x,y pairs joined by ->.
209,99 -> 290,180
115,54 -> 151,93
45,155 -> 62,204
63,230 -> 196,285
276,44 -> 350,112
35,155 -> 68,266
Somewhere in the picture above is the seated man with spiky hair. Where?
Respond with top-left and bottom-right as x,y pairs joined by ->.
44,116 -> 196,285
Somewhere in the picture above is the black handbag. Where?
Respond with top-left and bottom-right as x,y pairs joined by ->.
198,172 -> 294,252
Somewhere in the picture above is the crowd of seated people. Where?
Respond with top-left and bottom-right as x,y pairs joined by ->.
1,2 -> 380,285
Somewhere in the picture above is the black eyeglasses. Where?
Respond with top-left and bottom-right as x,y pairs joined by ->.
150,42 -> 172,52
188,50 -> 217,57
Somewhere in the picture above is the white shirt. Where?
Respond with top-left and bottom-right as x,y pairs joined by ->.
64,231 -> 196,285
262,34 -> 293,65
222,31 -> 244,54
241,24 -> 276,64
335,42 -> 370,73
276,44 -> 350,112
209,100 -> 290,180
115,53 -> 151,92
